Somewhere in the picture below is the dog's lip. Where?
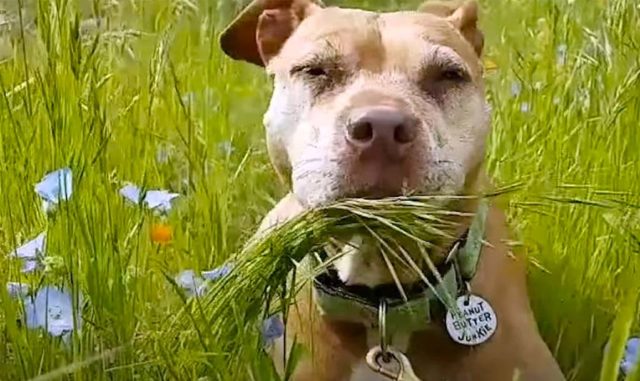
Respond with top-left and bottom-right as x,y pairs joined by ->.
336,188 -> 459,204
341,186 -> 416,200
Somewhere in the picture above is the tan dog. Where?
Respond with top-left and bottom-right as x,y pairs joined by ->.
220,1 -> 566,380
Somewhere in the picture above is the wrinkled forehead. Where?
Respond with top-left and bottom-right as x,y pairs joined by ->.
270,8 -> 482,78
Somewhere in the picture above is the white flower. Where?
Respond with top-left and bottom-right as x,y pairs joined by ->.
578,89 -> 591,110
156,144 -> 173,164
181,88 -> 217,107
217,141 -> 235,156
520,102 -> 531,113
556,44 -> 568,66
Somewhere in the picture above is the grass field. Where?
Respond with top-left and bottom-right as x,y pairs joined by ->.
0,0 -> 639,380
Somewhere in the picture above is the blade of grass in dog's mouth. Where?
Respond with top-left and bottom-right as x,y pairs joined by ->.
162,193 -> 507,371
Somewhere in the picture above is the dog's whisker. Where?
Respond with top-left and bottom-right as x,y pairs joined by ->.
293,170 -> 316,180
292,157 -> 324,166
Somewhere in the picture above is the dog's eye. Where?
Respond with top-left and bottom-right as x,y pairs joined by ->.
439,68 -> 467,82
291,63 -> 343,95
291,63 -> 331,79
302,66 -> 328,78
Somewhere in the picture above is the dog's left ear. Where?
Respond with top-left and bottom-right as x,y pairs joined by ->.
418,0 -> 484,56
220,0 -> 323,67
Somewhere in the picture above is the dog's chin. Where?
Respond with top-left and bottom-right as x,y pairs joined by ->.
346,178 -> 416,198
317,182 -> 463,287
328,235 -> 428,287
293,161 -> 466,208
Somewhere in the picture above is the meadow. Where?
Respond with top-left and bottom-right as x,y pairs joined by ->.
0,0 -> 638,380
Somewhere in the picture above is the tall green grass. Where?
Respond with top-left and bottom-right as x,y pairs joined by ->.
0,0 -> 638,380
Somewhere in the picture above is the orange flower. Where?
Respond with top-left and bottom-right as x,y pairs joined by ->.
151,223 -> 172,244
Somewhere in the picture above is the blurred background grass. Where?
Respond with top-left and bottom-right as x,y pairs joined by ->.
0,0 -> 638,380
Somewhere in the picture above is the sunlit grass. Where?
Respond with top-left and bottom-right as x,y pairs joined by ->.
0,0 -> 638,380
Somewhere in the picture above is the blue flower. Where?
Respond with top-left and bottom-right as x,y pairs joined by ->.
120,183 -> 180,213
35,168 -> 73,213
9,233 -> 46,273
23,286 -> 81,338
262,315 -> 284,346
201,263 -> 233,281
622,337 -> 639,375
510,81 -> 522,97
175,264 -> 233,297
7,282 -> 30,298
175,270 -> 206,297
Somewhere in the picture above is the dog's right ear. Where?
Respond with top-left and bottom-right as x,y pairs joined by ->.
418,1 -> 484,56
220,0 -> 323,67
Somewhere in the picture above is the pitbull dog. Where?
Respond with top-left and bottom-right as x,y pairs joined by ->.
220,1 -> 566,380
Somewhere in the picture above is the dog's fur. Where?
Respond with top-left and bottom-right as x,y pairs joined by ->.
220,1 -> 566,380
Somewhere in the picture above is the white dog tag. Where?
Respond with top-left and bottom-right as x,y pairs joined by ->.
445,294 -> 497,346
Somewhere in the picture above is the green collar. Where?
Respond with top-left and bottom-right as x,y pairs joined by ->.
312,199 -> 489,333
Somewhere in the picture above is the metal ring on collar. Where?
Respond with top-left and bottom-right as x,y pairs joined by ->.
379,298 -> 390,361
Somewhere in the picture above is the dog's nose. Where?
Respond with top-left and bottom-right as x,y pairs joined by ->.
346,107 -> 418,157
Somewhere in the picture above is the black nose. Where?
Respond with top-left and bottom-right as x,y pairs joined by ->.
346,106 -> 418,156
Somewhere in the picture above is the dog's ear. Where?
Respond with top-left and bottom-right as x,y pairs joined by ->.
220,0 -> 323,67
418,0 -> 484,56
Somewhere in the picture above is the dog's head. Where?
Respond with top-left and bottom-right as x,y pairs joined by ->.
221,0 -> 489,208
222,1 -> 490,286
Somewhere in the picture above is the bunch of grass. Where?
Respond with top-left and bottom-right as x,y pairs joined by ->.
160,189 -> 515,377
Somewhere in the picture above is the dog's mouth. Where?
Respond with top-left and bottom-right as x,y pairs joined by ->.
329,158 -> 465,203
342,178 -> 418,200
344,162 -> 419,200
340,187 -> 457,207
346,189 -> 412,200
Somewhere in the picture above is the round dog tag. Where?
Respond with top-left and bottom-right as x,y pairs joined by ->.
445,294 -> 497,346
